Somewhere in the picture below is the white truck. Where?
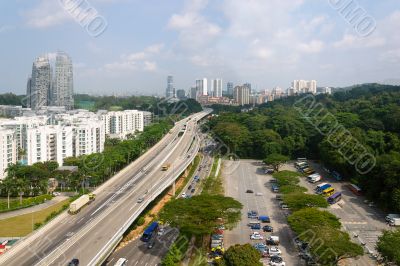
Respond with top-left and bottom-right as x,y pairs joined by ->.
69,193 -> 95,214
389,217 -> 400,226
385,214 -> 400,222
307,174 -> 321,183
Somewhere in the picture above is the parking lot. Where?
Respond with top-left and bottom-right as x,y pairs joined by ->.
289,161 -> 390,265
223,160 -> 301,266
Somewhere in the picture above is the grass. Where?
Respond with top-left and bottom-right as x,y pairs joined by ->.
202,157 -> 223,195
0,195 -> 53,213
0,199 -> 70,237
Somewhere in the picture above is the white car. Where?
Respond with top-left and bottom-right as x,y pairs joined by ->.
269,256 -> 285,266
181,192 -> 186,198
256,192 -> 263,196
268,247 -> 282,256
157,227 -> 165,236
250,232 -> 263,240
270,261 -> 285,266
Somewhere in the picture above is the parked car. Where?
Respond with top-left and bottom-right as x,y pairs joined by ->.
157,227 -> 165,236
250,223 -> 261,230
268,247 -> 282,256
191,188 -> 195,193
275,195 -> 283,201
259,216 -> 270,223
256,192 -> 263,196
263,225 -> 273,232
266,236 -> 280,245
246,189 -> 254,193
247,210 -> 258,218
250,232 -> 264,240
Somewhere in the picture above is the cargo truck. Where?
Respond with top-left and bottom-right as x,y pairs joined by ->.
69,193 -> 95,214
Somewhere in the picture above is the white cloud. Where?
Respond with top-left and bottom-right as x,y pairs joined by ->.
297,40 -> 325,53
333,34 -> 386,49
22,1 -> 71,28
103,43 -> 164,72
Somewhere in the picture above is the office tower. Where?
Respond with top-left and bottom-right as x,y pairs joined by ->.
196,78 -> 208,96
51,52 -> 74,110
190,87 -> 198,100
176,89 -> 186,99
233,86 -> 250,106
244,83 -> 252,94
227,82 -> 234,96
211,79 -> 223,98
166,75 -> 175,98
30,56 -> 52,110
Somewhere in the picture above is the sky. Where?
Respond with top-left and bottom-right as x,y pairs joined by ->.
0,0 -> 400,96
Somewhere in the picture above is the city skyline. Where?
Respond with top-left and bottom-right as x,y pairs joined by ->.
1,1 -> 400,95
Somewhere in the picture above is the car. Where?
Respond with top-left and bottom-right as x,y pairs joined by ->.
188,185 -> 192,190
191,188 -> 195,193
254,243 -> 267,250
268,247 -> 282,256
246,189 -> 254,193
280,204 -> 289,210
212,234 -> 223,240
269,179 -> 278,183
263,225 -> 273,232
137,197 -> 144,203
52,192 -> 60,196
68,258 -> 80,266
250,232 -> 264,240
147,240 -> 155,249
270,259 -> 286,266
157,227 -> 165,236
264,168 -> 275,174
247,210 -> 258,218
181,192 -> 187,198
256,192 -> 263,196
250,223 -> 261,230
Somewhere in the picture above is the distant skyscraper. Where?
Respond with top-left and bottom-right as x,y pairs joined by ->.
234,86 -> 250,106
51,52 -> 74,110
166,75 -> 175,98
176,89 -> 186,99
190,87 -> 197,100
211,79 -> 223,98
196,78 -> 208,96
29,56 -> 52,110
244,83 -> 252,94
227,82 -> 234,96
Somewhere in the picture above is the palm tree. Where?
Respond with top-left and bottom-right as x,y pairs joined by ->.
16,178 -> 28,205
1,179 -> 15,209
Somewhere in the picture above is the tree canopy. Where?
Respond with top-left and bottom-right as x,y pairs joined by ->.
263,153 -> 289,171
222,244 -> 262,266
158,194 -> 242,236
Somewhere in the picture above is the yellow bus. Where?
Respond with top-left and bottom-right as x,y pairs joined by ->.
322,187 -> 335,197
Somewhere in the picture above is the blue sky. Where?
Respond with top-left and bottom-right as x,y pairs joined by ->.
0,0 -> 399,95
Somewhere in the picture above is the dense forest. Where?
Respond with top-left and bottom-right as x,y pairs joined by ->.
0,93 -> 25,106
74,94 -> 203,117
207,84 -> 400,212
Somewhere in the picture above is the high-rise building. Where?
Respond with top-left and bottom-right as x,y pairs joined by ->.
190,87 -> 198,100
176,89 -> 186,99
233,86 -> 250,106
0,127 -> 17,179
227,82 -> 234,96
30,56 -> 52,110
26,78 -> 32,108
51,52 -> 74,110
292,80 -> 317,94
196,78 -> 208,96
244,83 -> 252,94
211,79 -> 223,98
166,75 -> 175,98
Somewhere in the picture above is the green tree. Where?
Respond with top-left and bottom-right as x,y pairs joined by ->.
283,193 -> 328,211
377,229 -> 400,265
159,195 -> 242,236
263,153 -> 289,171
223,244 -> 262,266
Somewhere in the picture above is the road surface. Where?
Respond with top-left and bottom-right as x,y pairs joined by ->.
0,111 -> 209,266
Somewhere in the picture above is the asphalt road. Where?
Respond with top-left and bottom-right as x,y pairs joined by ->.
1,111 -> 209,266
104,136 -> 215,266
223,160 -> 301,266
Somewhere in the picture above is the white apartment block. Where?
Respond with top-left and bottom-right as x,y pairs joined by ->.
73,121 -> 104,157
102,110 -> 144,139
0,128 -> 17,179
292,80 -> 317,94
26,125 -> 73,166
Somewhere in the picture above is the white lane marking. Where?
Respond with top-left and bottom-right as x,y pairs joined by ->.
134,261 -> 139,266
108,258 -> 114,263
77,217 -> 85,224
129,204 -> 137,211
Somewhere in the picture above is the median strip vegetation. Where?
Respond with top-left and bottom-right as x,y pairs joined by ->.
272,171 -> 363,264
